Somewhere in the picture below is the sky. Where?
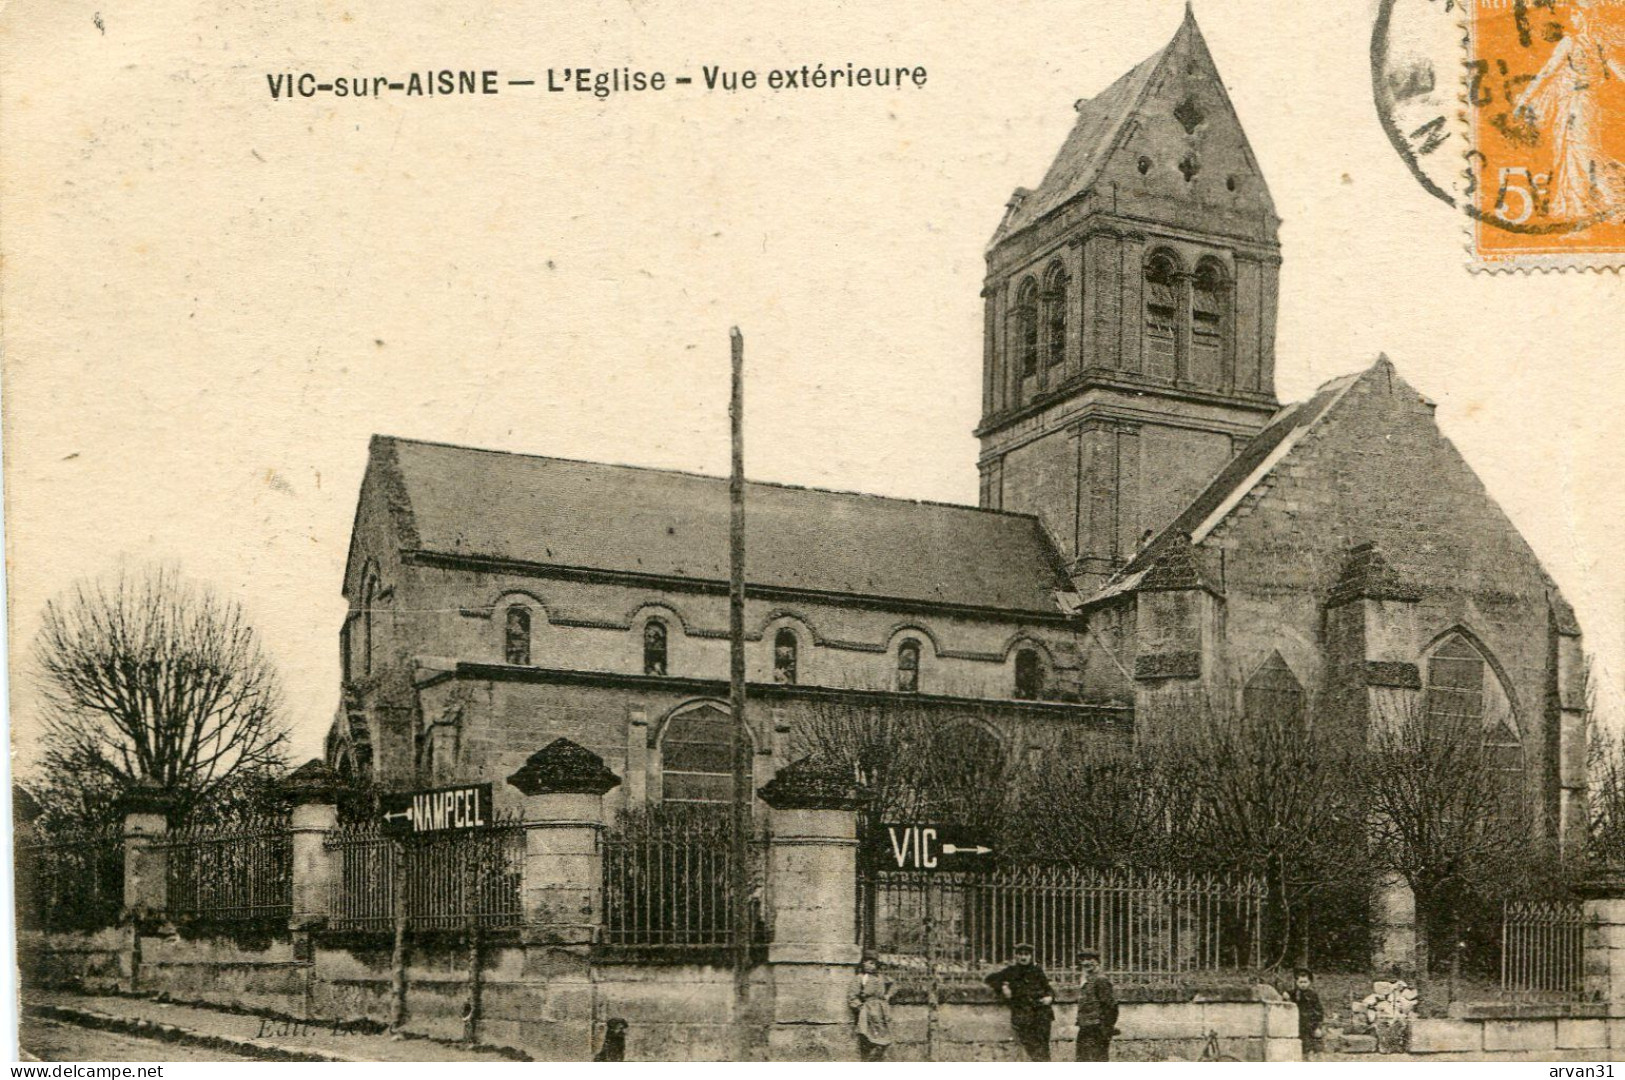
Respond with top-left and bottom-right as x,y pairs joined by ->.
3,0 -> 1623,769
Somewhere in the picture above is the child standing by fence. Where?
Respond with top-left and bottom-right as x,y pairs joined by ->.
1289,969 -> 1324,1059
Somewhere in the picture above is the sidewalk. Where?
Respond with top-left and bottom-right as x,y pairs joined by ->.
24,990 -> 527,1063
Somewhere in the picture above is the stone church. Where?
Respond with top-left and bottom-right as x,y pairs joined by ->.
326,10 -> 1586,846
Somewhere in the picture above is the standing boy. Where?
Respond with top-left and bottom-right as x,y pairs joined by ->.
1289,969 -> 1324,1059
1074,949 -> 1119,1062
985,943 -> 1055,1061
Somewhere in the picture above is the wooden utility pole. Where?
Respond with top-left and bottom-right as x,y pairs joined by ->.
728,326 -> 753,1056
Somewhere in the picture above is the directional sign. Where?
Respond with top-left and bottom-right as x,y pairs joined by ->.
864,822 -> 997,873
380,782 -> 493,837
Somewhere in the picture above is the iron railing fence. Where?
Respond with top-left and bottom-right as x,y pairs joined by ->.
407,816 -> 525,930
323,816 -> 524,932
14,826 -> 125,932
600,812 -> 768,949
326,822 -> 393,931
162,817 -> 292,923
863,864 -> 1266,987
1502,899 -> 1586,1001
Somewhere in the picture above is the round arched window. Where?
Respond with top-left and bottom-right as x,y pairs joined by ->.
504,606 -> 531,666
773,628 -> 798,685
897,639 -> 921,693
643,619 -> 668,676
1014,649 -> 1044,700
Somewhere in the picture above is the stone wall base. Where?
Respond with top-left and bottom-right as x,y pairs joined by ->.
1410,1006 -> 1625,1057
24,930 -> 1306,1062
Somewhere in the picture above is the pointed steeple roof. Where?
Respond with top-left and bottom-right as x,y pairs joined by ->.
991,7 -> 1274,245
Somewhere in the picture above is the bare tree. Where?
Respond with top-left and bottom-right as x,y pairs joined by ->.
1583,656 -> 1625,868
1590,724 -> 1625,866
1007,733 -> 1192,867
788,695 -> 1013,828
31,566 -> 290,822
1362,695 -> 1539,980
1134,689 -> 1374,967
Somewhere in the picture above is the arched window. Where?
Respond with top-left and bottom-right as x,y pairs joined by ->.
660,703 -> 735,804
1015,278 -> 1040,381
896,639 -> 921,693
504,605 -> 531,666
1425,633 -> 1523,815
1191,259 -> 1230,387
1043,263 -> 1070,370
1144,251 -> 1181,380
773,628 -> 798,685
643,619 -> 668,676
1014,648 -> 1044,700
1243,652 -> 1305,725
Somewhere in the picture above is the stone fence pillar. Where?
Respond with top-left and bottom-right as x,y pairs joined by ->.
758,759 -> 869,1061
1580,875 -> 1625,1028
117,782 -> 175,922
280,759 -> 342,930
507,738 -> 620,1060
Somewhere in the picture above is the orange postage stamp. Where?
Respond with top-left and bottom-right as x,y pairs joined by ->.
1466,0 -> 1625,268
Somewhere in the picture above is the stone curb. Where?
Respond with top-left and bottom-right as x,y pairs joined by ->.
26,1004 -> 357,1063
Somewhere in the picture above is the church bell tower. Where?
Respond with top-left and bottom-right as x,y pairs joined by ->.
977,8 -> 1282,591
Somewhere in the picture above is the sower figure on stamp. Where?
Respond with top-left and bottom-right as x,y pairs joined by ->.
985,943 -> 1055,1061
848,953 -> 896,1061
1073,949 -> 1118,1062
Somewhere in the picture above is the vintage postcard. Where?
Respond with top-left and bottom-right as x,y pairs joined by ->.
5,0 -> 1625,1065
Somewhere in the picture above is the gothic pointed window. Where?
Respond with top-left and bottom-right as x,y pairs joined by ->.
504,605 -> 531,666
1425,633 -> 1523,818
1014,648 -> 1044,700
1426,635 -> 1486,726
643,619 -> 668,676
897,638 -> 921,693
774,628 -> 798,685
1144,250 -> 1181,381
1015,278 -> 1040,381
1043,263 -> 1069,369
1192,259 -> 1230,388
1244,652 -> 1305,725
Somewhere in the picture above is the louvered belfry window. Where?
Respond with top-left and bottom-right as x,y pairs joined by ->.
1144,251 -> 1181,380
1016,278 -> 1040,379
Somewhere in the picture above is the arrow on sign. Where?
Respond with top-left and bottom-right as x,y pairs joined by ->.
383,809 -> 413,824
942,844 -> 992,856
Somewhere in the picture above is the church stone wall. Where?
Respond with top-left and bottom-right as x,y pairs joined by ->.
1137,424 -> 1235,542
1077,599 -> 1137,705
411,675 -> 1129,819
999,431 -> 1078,562
389,560 -> 1082,704
1199,364 -> 1565,811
